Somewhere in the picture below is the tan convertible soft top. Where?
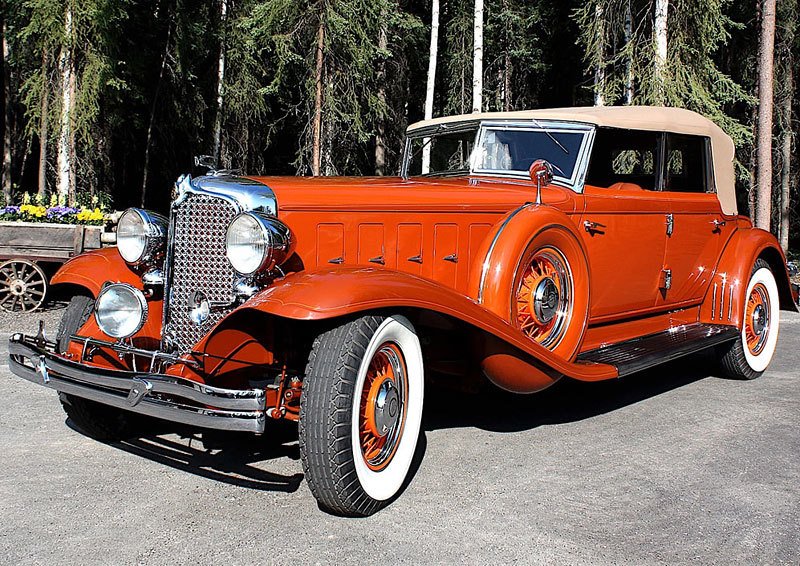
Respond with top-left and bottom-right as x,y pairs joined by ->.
408,106 -> 737,215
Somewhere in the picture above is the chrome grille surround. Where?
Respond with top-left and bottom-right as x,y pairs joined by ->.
163,193 -> 237,352
162,174 -> 278,354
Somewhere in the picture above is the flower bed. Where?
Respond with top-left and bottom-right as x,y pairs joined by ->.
0,204 -> 105,225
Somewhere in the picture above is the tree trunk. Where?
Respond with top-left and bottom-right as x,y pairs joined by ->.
755,0 -> 777,231
141,21 -> 172,207
654,0 -> 669,102
624,0 -> 634,104
311,18 -> 325,176
501,0 -> 511,111
57,5 -> 75,203
778,3 -> 795,251
472,0 -> 484,113
213,0 -> 228,167
2,15 -> 11,203
422,0 -> 439,174
374,19 -> 388,176
593,2 -> 606,107
37,50 -> 49,199
779,78 -> 792,251
68,58 -> 76,204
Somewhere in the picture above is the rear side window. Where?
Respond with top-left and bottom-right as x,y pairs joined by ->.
663,134 -> 712,193
586,128 -> 714,193
586,129 -> 661,191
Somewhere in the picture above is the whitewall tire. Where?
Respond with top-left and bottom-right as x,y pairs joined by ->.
299,314 -> 424,516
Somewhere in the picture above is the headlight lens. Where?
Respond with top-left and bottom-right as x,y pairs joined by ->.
117,208 -> 168,266
225,213 -> 293,276
94,283 -> 148,339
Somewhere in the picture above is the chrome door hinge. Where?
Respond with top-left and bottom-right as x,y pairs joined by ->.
665,214 -> 674,237
659,268 -> 672,290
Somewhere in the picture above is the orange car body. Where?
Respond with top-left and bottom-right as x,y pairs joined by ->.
29,107 -> 794,411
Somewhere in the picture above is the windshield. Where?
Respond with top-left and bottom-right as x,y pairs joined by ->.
403,121 -> 590,185
405,128 -> 478,177
472,127 -> 585,181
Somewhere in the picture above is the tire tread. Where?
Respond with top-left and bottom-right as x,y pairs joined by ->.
299,315 -> 386,516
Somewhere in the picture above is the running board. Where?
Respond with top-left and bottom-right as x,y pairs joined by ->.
577,323 -> 739,377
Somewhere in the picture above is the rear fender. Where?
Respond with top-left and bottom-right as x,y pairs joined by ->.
51,247 -> 142,297
235,267 -> 616,392
700,227 -> 797,326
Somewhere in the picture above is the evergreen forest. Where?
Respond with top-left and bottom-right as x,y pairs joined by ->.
1,0 -> 798,252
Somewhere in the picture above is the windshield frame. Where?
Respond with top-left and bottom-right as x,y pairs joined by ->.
402,119 -> 596,193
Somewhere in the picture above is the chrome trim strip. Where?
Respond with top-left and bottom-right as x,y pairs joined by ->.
728,285 -> 734,321
711,283 -> 717,320
477,203 -> 531,304
8,334 -> 266,433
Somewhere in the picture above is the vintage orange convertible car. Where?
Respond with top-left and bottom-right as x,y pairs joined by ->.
9,106 -> 796,516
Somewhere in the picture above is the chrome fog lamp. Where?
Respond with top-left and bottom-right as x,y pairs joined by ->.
117,208 -> 168,266
95,283 -> 148,339
225,212 -> 293,276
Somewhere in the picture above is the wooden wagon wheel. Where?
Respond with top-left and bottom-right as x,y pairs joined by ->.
0,260 -> 48,312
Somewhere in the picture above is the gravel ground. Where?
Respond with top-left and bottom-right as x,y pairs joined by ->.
1,305 -> 799,565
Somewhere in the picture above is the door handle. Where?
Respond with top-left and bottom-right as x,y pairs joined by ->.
711,219 -> 726,231
583,220 -> 599,232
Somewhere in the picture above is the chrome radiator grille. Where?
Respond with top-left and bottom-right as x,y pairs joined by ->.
164,193 -> 237,353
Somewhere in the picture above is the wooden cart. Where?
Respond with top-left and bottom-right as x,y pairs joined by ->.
0,221 -> 115,312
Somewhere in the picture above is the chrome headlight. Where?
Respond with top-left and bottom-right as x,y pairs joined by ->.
225,212 -> 294,276
117,208 -> 168,266
94,283 -> 148,339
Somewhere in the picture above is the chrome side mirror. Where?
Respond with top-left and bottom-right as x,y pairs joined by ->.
529,159 -> 554,205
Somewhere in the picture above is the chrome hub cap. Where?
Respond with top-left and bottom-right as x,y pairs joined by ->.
752,304 -> 767,336
371,378 -> 400,436
533,277 -> 559,324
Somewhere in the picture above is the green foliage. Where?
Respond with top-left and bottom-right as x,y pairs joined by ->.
574,0 -> 753,150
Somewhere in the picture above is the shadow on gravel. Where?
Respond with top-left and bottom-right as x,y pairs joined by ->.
109,426 -> 304,493
424,349 -> 720,434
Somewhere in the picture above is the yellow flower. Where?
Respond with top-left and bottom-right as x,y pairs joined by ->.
20,204 -> 46,218
76,207 -> 104,223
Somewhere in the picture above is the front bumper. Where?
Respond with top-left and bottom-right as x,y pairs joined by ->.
8,333 -> 267,433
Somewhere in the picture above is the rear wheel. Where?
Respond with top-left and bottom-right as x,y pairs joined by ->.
299,314 -> 424,516
56,294 -> 143,441
717,259 -> 780,380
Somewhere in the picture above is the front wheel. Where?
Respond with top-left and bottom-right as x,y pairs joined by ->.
717,259 -> 781,380
299,314 -> 424,516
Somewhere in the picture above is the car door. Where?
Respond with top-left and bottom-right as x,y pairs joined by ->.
579,128 -> 670,321
657,133 -> 735,308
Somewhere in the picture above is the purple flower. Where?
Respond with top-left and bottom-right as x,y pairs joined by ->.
46,206 -> 80,219
1,206 -> 20,215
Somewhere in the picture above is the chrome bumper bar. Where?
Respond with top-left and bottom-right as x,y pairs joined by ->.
8,333 -> 267,433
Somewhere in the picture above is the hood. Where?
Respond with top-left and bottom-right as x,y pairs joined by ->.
247,175 -> 576,215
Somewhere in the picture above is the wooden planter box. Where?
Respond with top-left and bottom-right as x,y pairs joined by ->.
0,221 -> 112,263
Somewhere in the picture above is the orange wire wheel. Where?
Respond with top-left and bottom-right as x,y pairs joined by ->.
358,342 -> 408,471
514,247 -> 573,349
743,282 -> 771,356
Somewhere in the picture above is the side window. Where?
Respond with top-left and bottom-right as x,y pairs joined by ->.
586,128 -> 661,191
663,134 -> 710,193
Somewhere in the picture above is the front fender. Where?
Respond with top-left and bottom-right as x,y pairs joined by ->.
51,247 -> 142,297
700,226 -> 797,326
239,267 -> 616,392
